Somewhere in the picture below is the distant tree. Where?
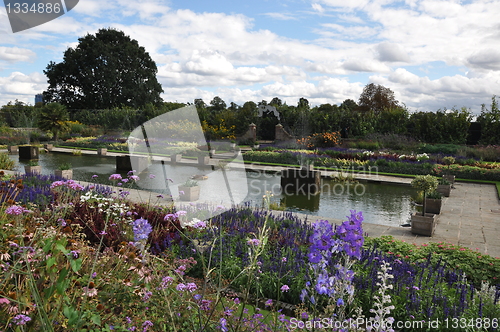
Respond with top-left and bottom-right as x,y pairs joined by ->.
270,97 -> 283,107
478,95 -> 500,145
339,99 -> 358,112
43,28 -> 163,109
38,103 -> 70,141
209,96 -> 227,113
297,97 -> 310,110
358,83 -> 400,114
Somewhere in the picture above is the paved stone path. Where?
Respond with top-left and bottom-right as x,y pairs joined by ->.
4,147 -> 500,257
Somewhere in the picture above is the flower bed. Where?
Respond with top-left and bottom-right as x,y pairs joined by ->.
0,173 -> 499,331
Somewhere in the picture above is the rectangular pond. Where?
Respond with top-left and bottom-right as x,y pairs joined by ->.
9,152 -> 417,227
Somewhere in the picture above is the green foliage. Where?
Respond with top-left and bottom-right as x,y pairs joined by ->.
365,236 -> 500,287
409,107 -> 472,144
410,175 -> 439,193
43,28 -> 163,109
418,143 -> 461,155
478,95 -> 500,145
358,83 -> 401,114
0,152 -> 15,170
38,103 -> 71,141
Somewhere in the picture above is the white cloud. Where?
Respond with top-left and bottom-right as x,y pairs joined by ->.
263,12 -> 298,20
317,0 -> 370,10
184,50 -> 234,76
419,0 -> 464,18
376,42 -> 410,63
342,59 -> 391,73
311,3 -> 325,13
0,72 -> 47,105
467,49 -> 500,71
0,47 -> 36,63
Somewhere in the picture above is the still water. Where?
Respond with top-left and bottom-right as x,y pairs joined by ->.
10,152 -> 417,226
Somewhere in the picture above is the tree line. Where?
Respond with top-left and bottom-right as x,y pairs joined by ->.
2,93 -> 500,145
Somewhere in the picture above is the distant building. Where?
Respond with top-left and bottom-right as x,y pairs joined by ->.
35,94 -> 43,104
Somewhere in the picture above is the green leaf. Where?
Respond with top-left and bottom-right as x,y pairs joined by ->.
56,268 -> 70,294
90,314 -> 101,326
70,258 -> 82,273
46,256 -> 56,270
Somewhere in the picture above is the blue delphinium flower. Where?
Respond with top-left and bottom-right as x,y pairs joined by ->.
132,218 -> 153,242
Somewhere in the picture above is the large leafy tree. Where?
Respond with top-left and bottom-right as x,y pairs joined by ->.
358,83 -> 400,114
43,28 -> 163,109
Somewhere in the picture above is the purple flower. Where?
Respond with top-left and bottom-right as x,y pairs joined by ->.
265,299 -> 273,307
281,285 -> 290,292
132,218 -> 153,242
337,298 -> 345,306
92,175 -> 98,179
219,318 -> 228,332
12,314 -> 31,325
149,174 -> 156,179
247,238 -> 261,246
5,205 -> 25,215
109,174 -> 122,181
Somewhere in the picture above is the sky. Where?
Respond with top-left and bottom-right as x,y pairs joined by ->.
1,0 -> 500,115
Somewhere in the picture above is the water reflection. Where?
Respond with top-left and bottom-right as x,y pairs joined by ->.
9,152 -> 417,226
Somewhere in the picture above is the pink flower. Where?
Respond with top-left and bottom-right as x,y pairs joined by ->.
280,285 -> 290,292
5,205 -> 25,215
129,175 -> 140,181
109,174 -> 122,181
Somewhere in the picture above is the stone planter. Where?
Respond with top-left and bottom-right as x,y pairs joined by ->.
437,184 -> 451,197
178,185 -> 200,201
54,169 -> 73,179
44,144 -> 54,151
19,145 -> 39,160
97,148 -> 107,156
7,146 -> 18,154
24,165 -> 41,175
171,154 -> 182,163
443,175 -> 455,184
425,198 -> 442,214
230,143 -> 236,149
411,212 -> 437,236
198,155 -> 210,165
